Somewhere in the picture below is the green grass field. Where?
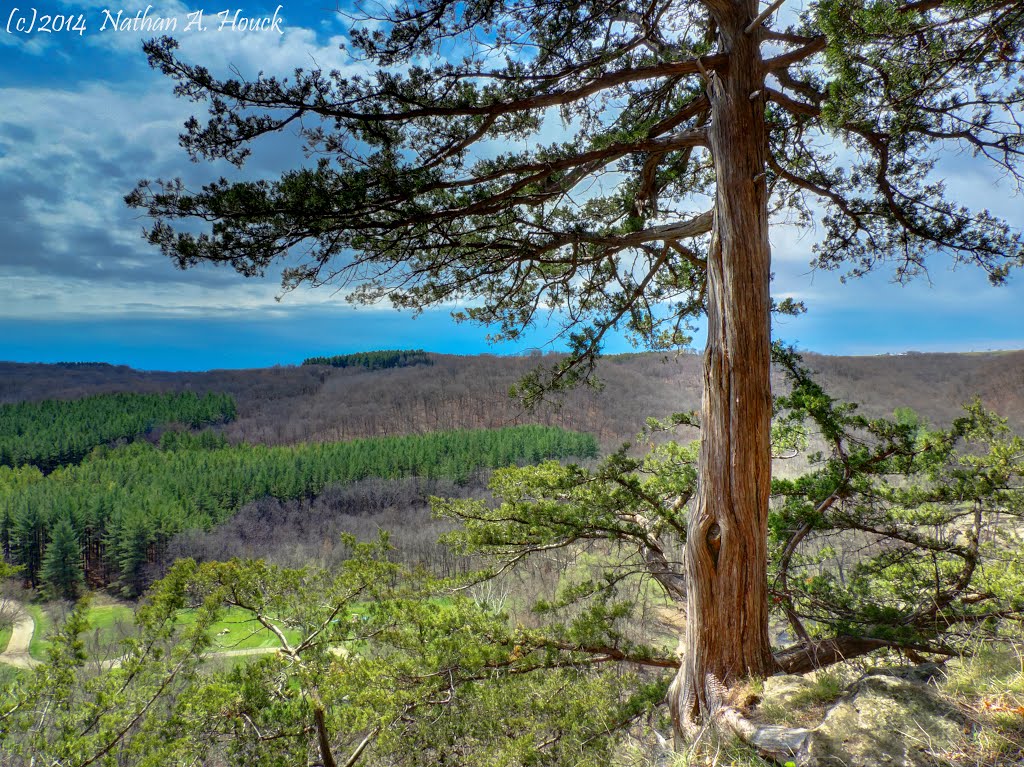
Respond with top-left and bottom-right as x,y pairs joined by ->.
176,606 -> 303,651
25,604 -> 53,660
80,603 -> 137,660
18,600 -> 137,662
17,601 -> 304,662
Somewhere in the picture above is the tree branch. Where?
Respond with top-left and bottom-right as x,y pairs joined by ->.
764,37 -> 827,70
775,636 -> 955,675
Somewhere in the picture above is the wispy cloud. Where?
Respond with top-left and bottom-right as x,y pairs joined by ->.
0,2 -> 1022,367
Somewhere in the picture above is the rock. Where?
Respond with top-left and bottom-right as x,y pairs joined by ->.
763,674 -> 820,708
753,667 -> 964,767
867,663 -> 947,685
808,673 -> 963,767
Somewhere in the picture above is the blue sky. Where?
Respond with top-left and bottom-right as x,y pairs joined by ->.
1,1 -> 1022,371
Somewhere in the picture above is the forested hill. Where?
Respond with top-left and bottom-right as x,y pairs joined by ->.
302,349 -> 432,369
1,425 -> 596,595
0,391 -> 236,472
2,350 -> 1023,447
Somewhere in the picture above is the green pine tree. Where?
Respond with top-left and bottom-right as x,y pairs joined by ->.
40,516 -> 84,601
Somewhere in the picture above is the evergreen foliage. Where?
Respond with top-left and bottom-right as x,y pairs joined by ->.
0,425 -> 597,593
0,391 -> 237,472
302,349 -> 433,370
0,546 -> 663,767
39,516 -> 84,602
769,348 -> 1024,657
52,362 -> 118,369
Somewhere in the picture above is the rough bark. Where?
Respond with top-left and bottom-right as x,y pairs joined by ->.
775,636 -> 956,675
669,0 -> 776,737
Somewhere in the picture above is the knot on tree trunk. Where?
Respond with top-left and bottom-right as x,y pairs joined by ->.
705,522 -> 722,566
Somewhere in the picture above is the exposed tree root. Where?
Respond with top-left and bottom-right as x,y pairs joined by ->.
715,706 -> 813,766
670,672 -> 812,765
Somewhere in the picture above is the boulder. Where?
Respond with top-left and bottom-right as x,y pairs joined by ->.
756,669 -> 963,767
809,672 -> 962,766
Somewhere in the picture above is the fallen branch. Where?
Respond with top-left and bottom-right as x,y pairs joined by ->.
775,635 -> 955,675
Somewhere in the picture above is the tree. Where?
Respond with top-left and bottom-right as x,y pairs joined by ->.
129,0 -> 1024,736
0,542 -> 659,767
435,350 -> 1024,759
40,516 -> 84,601
5,401 -> 1021,765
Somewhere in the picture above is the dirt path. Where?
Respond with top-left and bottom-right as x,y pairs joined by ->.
1,606 -> 39,669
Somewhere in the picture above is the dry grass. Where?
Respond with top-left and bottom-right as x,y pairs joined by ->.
751,668 -> 848,729
940,641 -> 1024,765
616,726 -> 776,767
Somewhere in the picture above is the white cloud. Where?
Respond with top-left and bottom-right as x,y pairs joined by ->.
58,0 -> 362,77
2,2 -> 1022,350
0,4 -> 372,318
0,268 -> 356,320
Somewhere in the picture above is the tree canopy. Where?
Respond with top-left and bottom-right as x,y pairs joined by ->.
126,0 -> 1024,740
0,391 -> 236,473
0,424 -> 597,594
302,349 -> 433,369
130,0 -> 1022,389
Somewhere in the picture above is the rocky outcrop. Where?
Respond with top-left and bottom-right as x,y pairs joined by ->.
758,667 -> 963,767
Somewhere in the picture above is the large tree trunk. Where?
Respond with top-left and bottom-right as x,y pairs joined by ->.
670,0 -> 775,737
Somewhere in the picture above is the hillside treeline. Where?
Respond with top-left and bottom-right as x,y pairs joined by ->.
0,391 -> 236,472
2,351 -> 1022,450
302,349 -> 432,369
0,354 -> 703,448
0,425 -> 597,595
